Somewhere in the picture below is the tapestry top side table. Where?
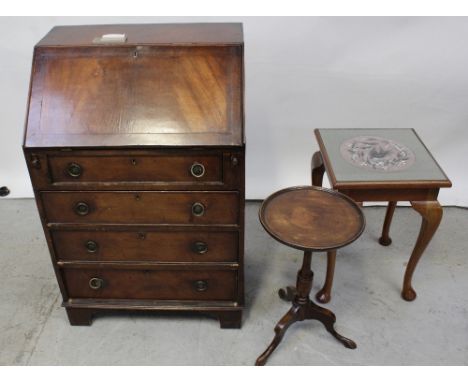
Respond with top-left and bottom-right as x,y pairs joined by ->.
312,128 -> 452,302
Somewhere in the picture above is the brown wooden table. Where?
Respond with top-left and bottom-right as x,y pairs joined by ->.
255,186 -> 365,366
312,128 -> 452,303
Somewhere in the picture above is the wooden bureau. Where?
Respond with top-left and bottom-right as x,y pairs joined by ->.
23,24 -> 245,328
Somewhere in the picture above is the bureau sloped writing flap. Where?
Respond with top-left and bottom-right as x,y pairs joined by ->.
25,45 -> 243,148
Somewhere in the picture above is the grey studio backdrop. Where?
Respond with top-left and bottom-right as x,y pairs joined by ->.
1,16 -> 467,205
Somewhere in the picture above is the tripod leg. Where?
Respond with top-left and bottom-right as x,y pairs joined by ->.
306,303 -> 357,349
255,305 -> 300,366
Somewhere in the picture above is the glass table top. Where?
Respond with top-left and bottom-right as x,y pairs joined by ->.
316,128 -> 450,184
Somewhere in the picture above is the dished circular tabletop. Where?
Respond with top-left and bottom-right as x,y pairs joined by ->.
259,186 -> 365,251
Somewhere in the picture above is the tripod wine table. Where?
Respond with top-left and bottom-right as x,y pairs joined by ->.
255,186 -> 365,366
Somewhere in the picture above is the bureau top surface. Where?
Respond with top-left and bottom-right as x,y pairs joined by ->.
36,23 -> 244,47
24,24 -> 244,148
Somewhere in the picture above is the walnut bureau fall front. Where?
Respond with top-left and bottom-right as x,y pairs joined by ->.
23,24 -> 245,328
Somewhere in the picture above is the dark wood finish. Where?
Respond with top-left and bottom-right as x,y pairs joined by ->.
52,229 -> 238,263
63,269 -> 237,300
259,187 -> 365,252
256,250 -> 357,366
66,307 -> 93,326
311,150 -> 325,187
65,305 -> 242,329
48,153 -> 223,183
255,187 -> 364,366
216,310 -> 243,329
23,24 -> 245,328
25,149 -> 242,191
25,26 -> 244,148
41,191 -> 239,225
402,201 -> 443,301
379,201 -> 397,246
313,127 -> 452,303
315,249 -> 336,304
37,24 -> 243,47
339,187 -> 439,202
311,152 -> 336,304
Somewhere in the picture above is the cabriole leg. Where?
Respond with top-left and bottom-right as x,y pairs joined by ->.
311,151 -> 325,187
402,201 -> 443,301
379,201 -> 397,246
316,250 -> 336,303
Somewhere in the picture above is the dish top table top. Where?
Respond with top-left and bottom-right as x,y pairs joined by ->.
259,186 -> 365,252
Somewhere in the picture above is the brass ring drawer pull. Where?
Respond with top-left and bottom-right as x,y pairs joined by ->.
74,202 -> 90,216
194,280 -> 208,292
67,162 -> 82,178
85,240 -> 98,253
191,202 -> 205,217
89,277 -> 104,290
190,162 -> 205,178
192,241 -> 208,254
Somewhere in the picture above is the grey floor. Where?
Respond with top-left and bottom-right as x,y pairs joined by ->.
0,199 -> 467,365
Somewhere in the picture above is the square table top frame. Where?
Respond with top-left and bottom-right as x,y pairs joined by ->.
312,128 -> 452,302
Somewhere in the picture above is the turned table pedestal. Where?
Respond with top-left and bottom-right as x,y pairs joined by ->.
313,128 -> 451,303
255,186 -> 365,366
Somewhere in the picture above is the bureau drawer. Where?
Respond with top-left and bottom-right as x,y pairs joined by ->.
26,149 -> 244,191
48,153 -> 222,184
42,191 -> 239,225
52,229 -> 238,262
63,269 -> 237,301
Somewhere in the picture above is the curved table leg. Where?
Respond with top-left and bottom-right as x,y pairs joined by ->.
311,151 -> 325,187
379,201 -> 397,246
255,305 -> 301,366
315,250 -> 336,304
402,201 -> 443,301
306,303 -> 356,349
